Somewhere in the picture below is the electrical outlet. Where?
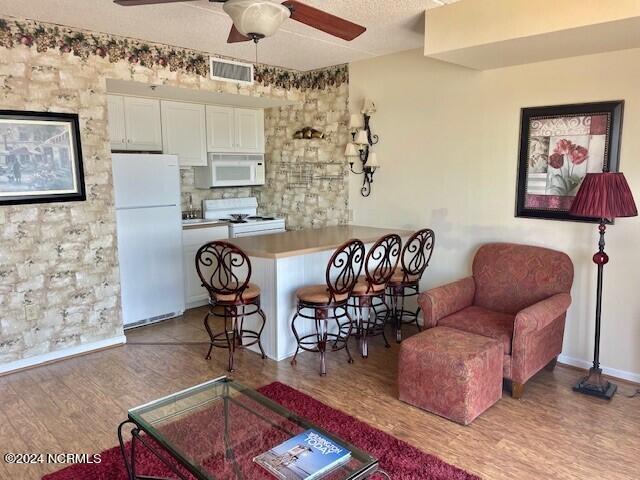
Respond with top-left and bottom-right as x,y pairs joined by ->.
25,304 -> 39,321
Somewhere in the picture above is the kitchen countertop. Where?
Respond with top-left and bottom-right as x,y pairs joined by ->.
182,219 -> 229,230
227,225 -> 414,259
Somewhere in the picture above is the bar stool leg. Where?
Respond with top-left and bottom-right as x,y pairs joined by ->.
378,297 -> 392,348
290,308 -> 301,366
225,307 -> 236,373
360,298 -> 369,359
316,309 -> 328,376
236,306 -> 244,347
257,308 -> 267,359
391,288 -> 402,343
340,307 -> 355,365
355,304 -> 362,339
397,289 -> 406,343
203,311 -> 215,360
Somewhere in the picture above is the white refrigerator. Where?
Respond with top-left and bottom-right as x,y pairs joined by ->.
112,154 -> 185,328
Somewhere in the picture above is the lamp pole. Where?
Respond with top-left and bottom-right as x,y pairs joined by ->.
573,220 -> 617,399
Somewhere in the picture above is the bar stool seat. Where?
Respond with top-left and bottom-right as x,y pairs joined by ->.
213,283 -> 261,303
387,268 -> 420,286
295,285 -> 349,305
351,276 -> 386,295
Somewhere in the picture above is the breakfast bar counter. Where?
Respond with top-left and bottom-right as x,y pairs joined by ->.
230,225 -> 412,362
228,225 -> 412,259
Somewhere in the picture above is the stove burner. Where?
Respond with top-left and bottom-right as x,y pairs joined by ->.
220,218 -> 248,224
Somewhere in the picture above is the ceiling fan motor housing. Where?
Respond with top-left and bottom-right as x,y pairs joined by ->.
223,0 -> 291,39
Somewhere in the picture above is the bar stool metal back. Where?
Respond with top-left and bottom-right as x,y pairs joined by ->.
349,234 -> 402,357
291,239 -> 365,376
195,241 -> 266,372
387,228 -> 435,342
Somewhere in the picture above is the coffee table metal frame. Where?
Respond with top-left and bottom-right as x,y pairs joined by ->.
118,376 -> 379,480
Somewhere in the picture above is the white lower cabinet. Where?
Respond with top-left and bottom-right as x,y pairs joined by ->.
183,225 -> 229,308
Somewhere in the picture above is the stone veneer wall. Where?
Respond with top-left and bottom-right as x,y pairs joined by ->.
0,16 -> 349,365
257,84 -> 350,229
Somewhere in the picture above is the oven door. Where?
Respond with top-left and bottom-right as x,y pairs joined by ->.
211,160 -> 257,187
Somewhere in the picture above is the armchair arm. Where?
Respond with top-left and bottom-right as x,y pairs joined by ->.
514,293 -> 572,337
418,276 -> 476,329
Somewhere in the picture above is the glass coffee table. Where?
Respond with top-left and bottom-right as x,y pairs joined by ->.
118,376 -> 379,480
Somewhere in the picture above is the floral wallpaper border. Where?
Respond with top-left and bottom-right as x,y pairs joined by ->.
0,16 -> 348,91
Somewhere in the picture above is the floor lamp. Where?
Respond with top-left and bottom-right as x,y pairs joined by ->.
569,172 -> 637,400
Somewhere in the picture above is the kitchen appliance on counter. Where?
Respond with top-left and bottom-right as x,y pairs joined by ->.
112,153 -> 185,329
194,153 -> 265,188
203,197 -> 285,238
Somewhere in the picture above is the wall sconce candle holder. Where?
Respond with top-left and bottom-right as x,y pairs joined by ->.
346,99 -> 380,197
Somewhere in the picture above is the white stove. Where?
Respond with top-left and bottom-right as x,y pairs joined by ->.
203,197 -> 286,238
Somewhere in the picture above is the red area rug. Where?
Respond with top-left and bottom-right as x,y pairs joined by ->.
43,382 -> 477,480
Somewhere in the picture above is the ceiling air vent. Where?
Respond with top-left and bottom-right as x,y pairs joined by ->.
210,57 -> 254,85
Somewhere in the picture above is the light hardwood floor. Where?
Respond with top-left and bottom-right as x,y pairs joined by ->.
0,307 -> 638,479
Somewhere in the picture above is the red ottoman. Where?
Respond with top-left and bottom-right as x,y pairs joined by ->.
398,326 -> 503,425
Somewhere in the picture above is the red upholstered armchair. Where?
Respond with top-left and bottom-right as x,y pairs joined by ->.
418,243 -> 574,398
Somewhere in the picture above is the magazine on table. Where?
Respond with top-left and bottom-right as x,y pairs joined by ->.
254,429 -> 352,480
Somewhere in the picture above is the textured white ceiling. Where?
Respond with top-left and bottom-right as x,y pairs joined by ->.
0,0 -> 458,71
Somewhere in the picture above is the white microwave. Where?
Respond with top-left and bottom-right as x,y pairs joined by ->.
194,153 -> 265,189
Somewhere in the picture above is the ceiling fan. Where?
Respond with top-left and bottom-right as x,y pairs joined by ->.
114,0 -> 367,44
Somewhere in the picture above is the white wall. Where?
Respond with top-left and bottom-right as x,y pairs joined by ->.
349,48 -> 640,379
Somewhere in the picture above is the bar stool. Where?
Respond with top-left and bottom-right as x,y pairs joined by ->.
195,241 -> 266,372
291,239 -> 365,376
387,229 -> 435,343
348,234 -> 402,358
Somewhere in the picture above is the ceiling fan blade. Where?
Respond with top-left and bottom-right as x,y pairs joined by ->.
114,0 -> 196,6
282,0 -> 366,41
227,24 -> 252,43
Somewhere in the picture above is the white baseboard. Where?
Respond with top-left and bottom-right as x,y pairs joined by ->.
186,299 -> 208,310
558,354 -> 640,384
0,335 -> 127,375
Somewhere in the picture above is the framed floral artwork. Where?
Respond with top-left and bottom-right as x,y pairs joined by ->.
0,110 -> 85,205
515,101 -> 623,222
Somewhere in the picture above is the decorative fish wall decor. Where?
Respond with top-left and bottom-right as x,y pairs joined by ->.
293,127 -> 325,140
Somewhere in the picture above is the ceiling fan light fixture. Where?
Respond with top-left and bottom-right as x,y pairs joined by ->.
223,0 -> 291,40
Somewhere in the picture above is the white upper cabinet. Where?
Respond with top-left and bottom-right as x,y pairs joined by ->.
107,95 -> 127,151
206,106 -> 264,154
123,97 -> 163,151
107,95 -> 162,152
206,105 -> 236,153
235,108 -> 264,153
106,95 -> 264,156
161,101 -> 207,167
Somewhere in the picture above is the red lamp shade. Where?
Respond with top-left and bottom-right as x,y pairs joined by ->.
569,172 -> 638,219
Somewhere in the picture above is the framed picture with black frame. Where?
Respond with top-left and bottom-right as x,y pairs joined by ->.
0,110 -> 86,206
515,101 -> 623,222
